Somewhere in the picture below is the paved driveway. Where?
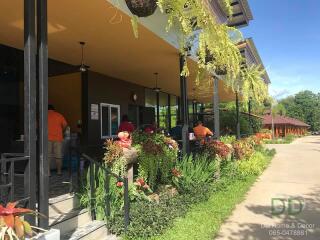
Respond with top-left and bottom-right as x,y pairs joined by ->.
215,136 -> 320,240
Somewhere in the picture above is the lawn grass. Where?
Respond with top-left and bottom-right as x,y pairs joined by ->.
152,151 -> 274,240
264,134 -> 297,144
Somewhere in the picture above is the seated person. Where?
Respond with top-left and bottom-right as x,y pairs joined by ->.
144,121 -> 157,134
170,120 -> 183,140
193,120 -> 213,141
118,115 -> 135,133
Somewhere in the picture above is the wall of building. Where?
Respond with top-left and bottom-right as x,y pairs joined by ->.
86,71 -> 146,146
49,72 -> 82,132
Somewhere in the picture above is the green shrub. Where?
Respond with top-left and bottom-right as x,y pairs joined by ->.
284,134 -> 295,143
238,148 -> 276,177
105,147 -> 276,239
107,185 -> 213,239
172,154 -> 219,193
232,139 -> 254,160
202,140 -> 231,159
220,135 -> 236,144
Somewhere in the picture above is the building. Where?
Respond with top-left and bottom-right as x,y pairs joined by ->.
0,0 -> 268,237
263,114 -> 309,137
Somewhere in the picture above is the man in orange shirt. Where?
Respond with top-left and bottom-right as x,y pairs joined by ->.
48,105 -> 68,176
193,120 -> 213,141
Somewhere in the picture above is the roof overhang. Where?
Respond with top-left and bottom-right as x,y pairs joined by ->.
227,0 -> 253,28
0,0 -> 236,104
238,38 -> 271,84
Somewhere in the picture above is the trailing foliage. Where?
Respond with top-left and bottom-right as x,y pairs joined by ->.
133,132 -> 179,190
157,0 -> 243,86
239,64 -> 268,105
103,139 -> 126,176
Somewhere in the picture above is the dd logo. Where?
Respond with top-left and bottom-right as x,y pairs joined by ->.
271,198 -> 305,215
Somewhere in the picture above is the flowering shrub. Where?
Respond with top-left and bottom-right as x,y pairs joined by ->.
129,178 -> 153,202
0,202 -> 37,239
103,139 -> 124,166
133,132 -> 179,190
256,132 -> 272,140
233,139 -> 254,160
142,139 -> 164,155
171,168 -> 182,178
117,131 -> 132,148
246,135 -> 263,148
203,140 -> 231,159
103,139 -> 126,176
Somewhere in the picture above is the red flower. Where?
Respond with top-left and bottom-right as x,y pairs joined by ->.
134,181 -> 141,187
172,168 -> 182,177
143,184 -> 150,190
0,202 -> 33,228
136,178 -> 145,186
116,181 -> 124,187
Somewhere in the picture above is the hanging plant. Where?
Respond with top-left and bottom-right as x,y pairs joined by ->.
157,0 -> 243,90
238,64 -> 268,105
218,0 -> 233,17
125,0 -> 158,17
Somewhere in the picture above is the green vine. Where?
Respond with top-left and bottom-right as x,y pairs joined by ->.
218,0 -> 233,17
131,15 -> 139,38
233,64 -> 268,105
157,0 -> 243,89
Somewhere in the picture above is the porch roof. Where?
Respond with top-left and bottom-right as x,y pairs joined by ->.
0,0 -> 236,103
263,114 -> 310,127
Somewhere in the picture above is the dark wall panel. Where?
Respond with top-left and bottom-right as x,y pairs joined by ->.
87,71 -> 145,147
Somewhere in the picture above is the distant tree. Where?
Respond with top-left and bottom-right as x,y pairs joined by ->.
279,90 -> 320,131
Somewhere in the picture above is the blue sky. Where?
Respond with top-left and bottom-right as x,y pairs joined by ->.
242,0 -> 320,99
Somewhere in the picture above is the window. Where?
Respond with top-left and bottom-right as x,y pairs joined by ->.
170,95 -> 178,128
100,103 -> 120,138
159,92 -> 169,130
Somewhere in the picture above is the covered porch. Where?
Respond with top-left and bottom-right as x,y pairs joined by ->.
0,0 -> 238,233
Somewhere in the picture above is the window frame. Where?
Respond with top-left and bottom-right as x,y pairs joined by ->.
100,103 -> 120,139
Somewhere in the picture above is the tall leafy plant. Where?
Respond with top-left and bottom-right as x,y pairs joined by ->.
172,154 -> 219,193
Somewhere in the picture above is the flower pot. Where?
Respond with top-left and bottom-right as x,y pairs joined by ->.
125,0 -> 158,17
26,229 -> 60,240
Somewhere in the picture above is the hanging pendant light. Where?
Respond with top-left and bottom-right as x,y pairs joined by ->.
152,72 -> 161,92
79,41 -> 87,72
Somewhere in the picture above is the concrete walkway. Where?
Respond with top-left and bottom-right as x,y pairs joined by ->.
215,136 -> 320,240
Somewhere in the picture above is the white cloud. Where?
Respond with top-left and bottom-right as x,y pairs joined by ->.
267,67 -> 320,98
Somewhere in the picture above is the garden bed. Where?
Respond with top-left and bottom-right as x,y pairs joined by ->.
78,132 -> 276,240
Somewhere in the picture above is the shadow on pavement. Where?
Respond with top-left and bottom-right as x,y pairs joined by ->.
215,187 -> 320,240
